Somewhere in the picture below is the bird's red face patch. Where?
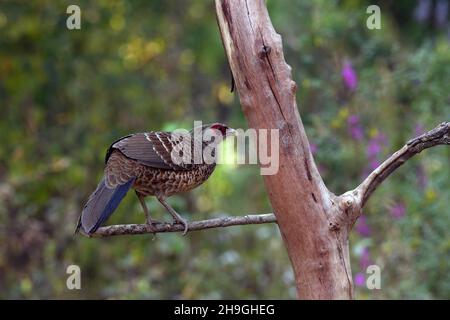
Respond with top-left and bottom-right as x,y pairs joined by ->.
210,123 -> 229,136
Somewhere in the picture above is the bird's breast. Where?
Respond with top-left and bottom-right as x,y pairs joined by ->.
133,163 -> 216,197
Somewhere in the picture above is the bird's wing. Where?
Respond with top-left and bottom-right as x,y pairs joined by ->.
106,132 -> 193,171
104,150 -> 139,188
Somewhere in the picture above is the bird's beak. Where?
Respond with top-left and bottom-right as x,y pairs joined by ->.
226,128 -> 237,137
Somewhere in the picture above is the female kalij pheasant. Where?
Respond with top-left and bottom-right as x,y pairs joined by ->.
76,123 -> 235,235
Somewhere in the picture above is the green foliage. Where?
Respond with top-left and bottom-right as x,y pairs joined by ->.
0,0 -> 448,299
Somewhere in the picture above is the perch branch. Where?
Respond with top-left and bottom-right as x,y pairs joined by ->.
354,121 -> 450,207
83,213 -> 277,237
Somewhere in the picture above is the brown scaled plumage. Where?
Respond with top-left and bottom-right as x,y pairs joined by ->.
76,123 -> 235,236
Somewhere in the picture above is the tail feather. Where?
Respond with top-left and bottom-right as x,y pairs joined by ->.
77,177 -> 135,235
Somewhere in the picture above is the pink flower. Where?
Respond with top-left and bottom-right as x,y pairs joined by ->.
341,61 -> 358,91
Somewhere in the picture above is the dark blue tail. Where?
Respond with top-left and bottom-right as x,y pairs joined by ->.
77,177 -> 135,234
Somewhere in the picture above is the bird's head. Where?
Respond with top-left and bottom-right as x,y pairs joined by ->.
205,123 -> 236,138
203,123 -> 235,145
191,122 -> 235,141
184,123 -> 235,164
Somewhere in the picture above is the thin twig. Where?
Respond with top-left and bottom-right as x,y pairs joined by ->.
84,213 -> 277,237
355,121 -> 450,207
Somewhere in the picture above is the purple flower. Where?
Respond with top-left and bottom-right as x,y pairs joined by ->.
356,215 -> 371,237
354,273 -> 365,287
390,202 -> 406,219
347,115 -> 364,141
367,140 -> 382,158
341,61 -> 358,91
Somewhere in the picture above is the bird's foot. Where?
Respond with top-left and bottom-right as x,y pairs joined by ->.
145,218 -> 161,233
172,217 -> 189,235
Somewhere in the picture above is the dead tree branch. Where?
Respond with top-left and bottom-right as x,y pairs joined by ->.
351,121 -> 450,208
336,121 -> 450,229
85,213 -> 277,237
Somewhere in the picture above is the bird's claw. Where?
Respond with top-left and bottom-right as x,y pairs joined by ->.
145,218 -> 160,233
173,218 -> 189,235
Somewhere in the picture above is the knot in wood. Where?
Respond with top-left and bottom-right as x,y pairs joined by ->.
338,192 -> 358,211
258,44 -> 271,59
345,198 -> 354,209
328,221 -> 340,231
290,81 -> 298,93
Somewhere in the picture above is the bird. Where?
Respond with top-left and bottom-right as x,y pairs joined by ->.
76,123 -> 235,236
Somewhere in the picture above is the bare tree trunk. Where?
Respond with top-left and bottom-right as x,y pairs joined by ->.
215,0 -> 353,299
215,0 -> 450,299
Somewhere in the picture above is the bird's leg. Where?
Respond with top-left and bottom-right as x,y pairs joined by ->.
157,197 -> 189,235
136,191 -> 159,230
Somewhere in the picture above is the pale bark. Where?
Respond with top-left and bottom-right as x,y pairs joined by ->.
89,213 -> 276,237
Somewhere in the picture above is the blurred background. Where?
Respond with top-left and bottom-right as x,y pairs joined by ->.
0,0 -> 449,299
